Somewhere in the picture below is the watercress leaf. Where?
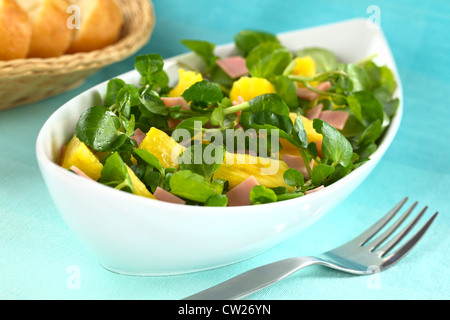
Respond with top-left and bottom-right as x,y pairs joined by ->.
296,47 -> 338,73
132,148 -> 163,173
283,168 -> 304,188
98,152 -> 134,193
311,163 -> 335,186
277,190 -> 304,202
178,144 -> 225,180
351,91 -> 384,126
234,30 -> 279,56
345,63 -> 371,92
246,42 -> 292,79
144,170 -> 162,193
379,66 -> 397,95
139,92 -> 169,116
181,40 -> 216,69
105,78 -> 126,107
204,194 -> 228,207
250,185 -> 277,205
270,186 -> 288,195
325,164 -> 352,186
275,75 -> 299,109
240,110 -> 293,134
182,80 -> 223,105
135,54 -> 165,85
172,116 -> 209,142
307,142 -> 319,159
210,104 -> 225,127
358,119 -> 382,147
292,116 -> 308,149
169,170 -> 219,203
75,106 -> 124,152
211,178 -> 228,193
313,119 -> 353,167
116,85 -> 140,118
248,93 -> 290,116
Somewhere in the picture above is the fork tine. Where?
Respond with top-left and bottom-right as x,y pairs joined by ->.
377,206 -> 428,257
354,197 -> 408,246
366,201 -> 419,251
381,212 -> 438,268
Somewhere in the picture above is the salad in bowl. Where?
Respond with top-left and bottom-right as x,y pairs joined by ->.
60,29 -> 399,208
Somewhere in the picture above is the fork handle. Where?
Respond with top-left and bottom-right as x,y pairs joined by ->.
183,256 -> 322,300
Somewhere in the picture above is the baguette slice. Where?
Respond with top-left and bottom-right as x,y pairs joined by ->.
66,0 -> 123,53
17,0 -> 73,58
0,0 -> 32,60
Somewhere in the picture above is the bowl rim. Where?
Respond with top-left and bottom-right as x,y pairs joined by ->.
36,18 -> 403,214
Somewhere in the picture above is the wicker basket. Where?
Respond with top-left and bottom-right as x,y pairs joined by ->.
0,0 -> 155,111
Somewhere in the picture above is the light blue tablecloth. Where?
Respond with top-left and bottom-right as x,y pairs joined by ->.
1,0 -> 449,300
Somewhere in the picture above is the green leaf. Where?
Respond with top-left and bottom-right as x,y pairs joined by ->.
292,116 -> 308,149
182,80 -> 223,105
358,119 -> 382,148
276,191 -> 304,202
178,144 -> 225,181
350,91 -> 384,126
98,152 -> 134,193
181,40 -> 217,69
296,47 -> 338,73
210,104 -> 225,127
250,185 -> 278,205
169,170 -> 220,203
313,119 -> 353,167
240,110 -> 293,134
205,194 -> 228,207
234,30 -> 280,56
346,64 -> 371,92
172,116 -> 209,142
135,54 -> 166,87
311,164 -> 335,186
115,84 -> 140,118
283,168 -> 304,188
105,79 -> 126,107
139,92 -> 169,116
75,106 -> 124,152
275,75 -> 299,109
132,149 -> 163,173
248,93 -> 290,116
246,42 -> 292,79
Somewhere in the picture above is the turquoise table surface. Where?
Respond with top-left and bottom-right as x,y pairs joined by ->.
1,0 -> 449,300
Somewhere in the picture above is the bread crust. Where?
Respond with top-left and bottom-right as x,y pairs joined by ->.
67,0 -> 123,53
23,0 -> 74,58
0,0 -> 32,60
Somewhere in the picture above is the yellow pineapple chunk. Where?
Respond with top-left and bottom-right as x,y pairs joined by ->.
126,167 -> 156,199
168,68 -> 203,97
214,153 -> 294,191
293,56 -> 317,78
61,136 -> 103,180
229,76 -> 275,103
139,127 -> 186,168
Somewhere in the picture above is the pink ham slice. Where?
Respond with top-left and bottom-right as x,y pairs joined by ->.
70,166 -> 92,180
226,175 -> 260,207
161,97 -> 191,129
161,97 -> 190,110
319,110 -> 349,130
297,81 -> 332,101
306,103 -> 323,120
282,154 -> 314,180
305,185 -> 325,195
154,187 -> 186,205
132,128 -> 146,146
216,56 -> 249,79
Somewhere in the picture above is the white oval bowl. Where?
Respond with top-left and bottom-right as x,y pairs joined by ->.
36,19 -> 403,276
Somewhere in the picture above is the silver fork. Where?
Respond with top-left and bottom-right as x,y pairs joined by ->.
184,197 -> 438,300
